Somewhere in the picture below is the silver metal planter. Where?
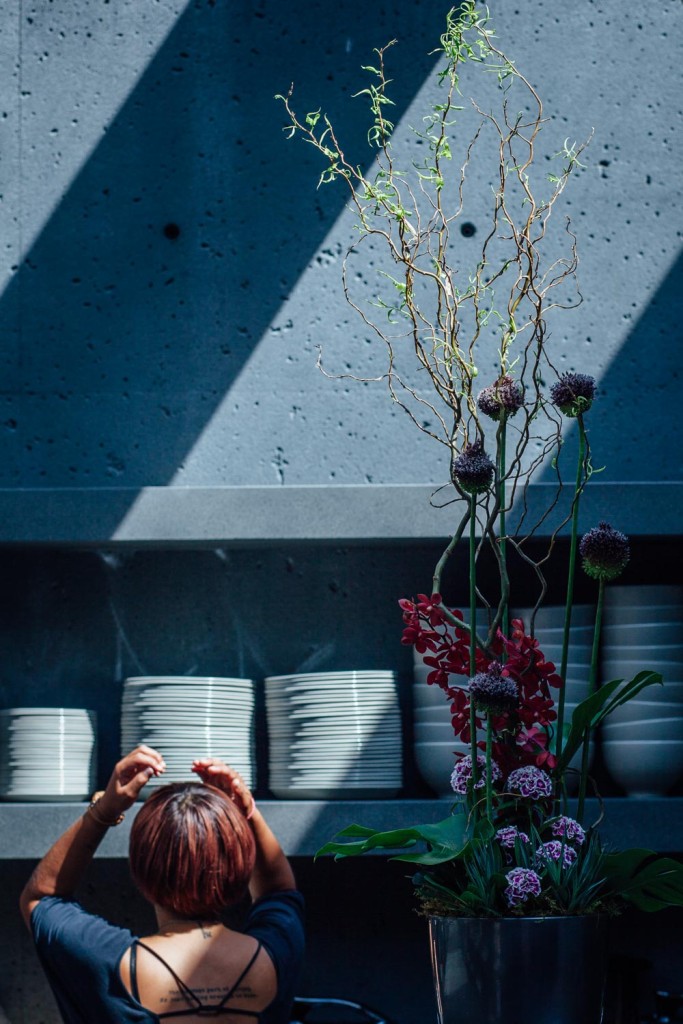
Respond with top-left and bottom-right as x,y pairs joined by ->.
428,915 -> 609,1024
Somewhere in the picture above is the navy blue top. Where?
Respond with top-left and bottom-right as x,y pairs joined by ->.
31,890 -> 305,1024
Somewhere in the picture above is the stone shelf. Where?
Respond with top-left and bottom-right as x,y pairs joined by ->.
0,482 -> 680,545
2,798 -> 682,859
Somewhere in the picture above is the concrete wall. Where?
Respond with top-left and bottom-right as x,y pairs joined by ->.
0,0 -> 681,498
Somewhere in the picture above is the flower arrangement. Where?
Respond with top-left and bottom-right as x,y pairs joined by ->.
279,4 -> 683,918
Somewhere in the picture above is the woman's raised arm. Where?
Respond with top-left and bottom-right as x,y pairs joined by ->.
192,758 -> 296,899
19,745 -> 165,927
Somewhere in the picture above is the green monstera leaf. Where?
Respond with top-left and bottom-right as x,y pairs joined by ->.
557,670 -> 663,773
316,813 -> 468,865
604,848 -> 683,912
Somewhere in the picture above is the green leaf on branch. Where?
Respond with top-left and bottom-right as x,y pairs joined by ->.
315,814 -> 468,864
604,849 -> 683,911
556,671 -> 663,772
336,824 -> 381,838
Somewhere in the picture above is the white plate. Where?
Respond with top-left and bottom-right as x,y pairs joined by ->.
3,720 -> 95,729
277,691 -> 395,703
125,676 -> 253,685
271,731 -> 401,742
270,774 -> 403,782
265,671 -> 395,680
124,689 -> 254,699
124,698 -> 254,706
269,742 -> 401,752
268,727 -> 402,739
266,695 -> 396,706
0,792 -> 92,802
0,707 -> 96,716
270,748 -> 401,761
125,693 -> 255,703
269,787 -> 399,799
266,679 -> 397,688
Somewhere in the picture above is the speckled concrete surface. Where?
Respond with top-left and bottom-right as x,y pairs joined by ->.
0,0 -> 681,495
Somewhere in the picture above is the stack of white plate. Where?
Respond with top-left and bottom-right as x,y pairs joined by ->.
265,671 -> 402,799
0,708 -> 96,801
121,677 -> 255,791
600,585 -> 683,796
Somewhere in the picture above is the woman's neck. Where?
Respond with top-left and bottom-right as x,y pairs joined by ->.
154,908 -> 220,938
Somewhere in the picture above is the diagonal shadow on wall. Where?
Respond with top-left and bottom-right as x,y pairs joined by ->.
583,247 -> 683,484
0,0 -> 446,532
523,245 -> 683,533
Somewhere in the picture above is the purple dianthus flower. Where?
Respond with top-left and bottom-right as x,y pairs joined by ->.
580,521 -> 630,582
477,376 -> 524,421
504,867 -> 542,908
451,441 -> 495,495
535,840 -> 577,870
506,765 -> 553,800
450,753 -> 502,795
469,663 -> 519,715
495,826 -> 530,849
549,372 -> 596,417
551,816 -> 586,846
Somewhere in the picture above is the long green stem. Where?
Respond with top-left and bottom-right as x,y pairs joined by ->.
498,414 -> 509,644
485,715 -> 493,821
555,415 -> 587,771
576,576 -> 605,823
469,493 -> 479,809
433,507 -> 470,595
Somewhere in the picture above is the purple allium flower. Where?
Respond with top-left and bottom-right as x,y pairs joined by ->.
469,663 -> 519,715
506,765 -> 553,800
451,441 -> 495,495
549,372 -> 596,417
477,376 -> 524,421
450,754 -> 503,795
504,867 -> 542,908
495,826 -> 530,849
535,840 -> 578,870
579,521 -> 630,582
551,816 -> 586,846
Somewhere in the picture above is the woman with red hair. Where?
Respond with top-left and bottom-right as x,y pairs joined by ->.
20,746 -> 304,1023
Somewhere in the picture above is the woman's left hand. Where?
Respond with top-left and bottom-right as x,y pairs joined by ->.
97,745 -> 166,820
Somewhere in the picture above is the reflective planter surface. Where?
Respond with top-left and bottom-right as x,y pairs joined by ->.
428,915 -> 609,1024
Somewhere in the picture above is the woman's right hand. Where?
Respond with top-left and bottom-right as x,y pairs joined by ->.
194,758 -> 296,897
191,758 -> 255,819
98,745 -> 166,819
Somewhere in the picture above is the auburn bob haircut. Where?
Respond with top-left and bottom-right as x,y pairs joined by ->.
129,782 -> 256,919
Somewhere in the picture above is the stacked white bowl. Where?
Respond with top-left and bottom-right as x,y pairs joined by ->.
0,708 -> 97,801
600,585 -> 683,797
121,677 -> 255,791
265,671 -> 402,799
413,668 -> 474,795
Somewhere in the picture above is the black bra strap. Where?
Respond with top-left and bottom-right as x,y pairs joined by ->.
132,939 -> 263,1015
129,943 -> 141,1003
135,941 -> 203,1011
216,942 -> 263,1009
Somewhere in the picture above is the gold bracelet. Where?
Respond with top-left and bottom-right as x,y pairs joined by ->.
88,791 -> 125,827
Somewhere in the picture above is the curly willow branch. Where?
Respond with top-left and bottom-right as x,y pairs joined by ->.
277,0 -> 592,617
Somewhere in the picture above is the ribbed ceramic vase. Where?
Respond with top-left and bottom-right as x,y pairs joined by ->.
428,915 -> 609,1024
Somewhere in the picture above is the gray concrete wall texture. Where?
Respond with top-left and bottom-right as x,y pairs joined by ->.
0,0 -> 681,504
